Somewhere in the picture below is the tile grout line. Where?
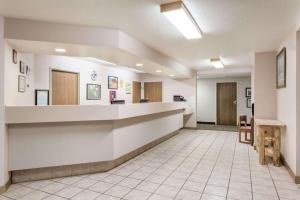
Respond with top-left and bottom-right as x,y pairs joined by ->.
171,132 -> 221,199
225,132 -> 238,200
198,131 -> 231,200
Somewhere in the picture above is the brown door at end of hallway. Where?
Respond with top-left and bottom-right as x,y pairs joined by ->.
132,81 -> 141,103
144,82 -> 162,102
52,70 -> 79,105
217,82 -> 237,125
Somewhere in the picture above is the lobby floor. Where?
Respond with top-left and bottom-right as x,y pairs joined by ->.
1,129 -> 300,200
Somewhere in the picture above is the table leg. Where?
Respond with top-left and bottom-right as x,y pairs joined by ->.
258,126 -> 265,165
273,127 -> 281,166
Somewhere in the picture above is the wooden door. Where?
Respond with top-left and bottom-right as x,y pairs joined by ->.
217,82 -> 237,125
132,81 -> 141,103
144,82 -> 162,102
52,70 -> 79,105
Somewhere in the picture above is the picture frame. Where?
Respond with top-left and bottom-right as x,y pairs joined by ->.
247,98 -> 252,108
245,87 -> 251,97
20,61 -> 25,74
108,76 -> 118,89
276,47 -> 286,89
109,90 -> 117,103
126,82 -> 132,94
18,75 -> 26,93
12,49 -> 17,64
26,65 -> 30,76
86,84 -> 101,100
35,90 -> 49,106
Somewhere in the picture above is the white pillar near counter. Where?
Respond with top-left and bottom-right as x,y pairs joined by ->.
0,16 -> 9,191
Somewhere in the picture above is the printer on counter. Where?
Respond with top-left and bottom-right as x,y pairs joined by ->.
173,95 -> 186,102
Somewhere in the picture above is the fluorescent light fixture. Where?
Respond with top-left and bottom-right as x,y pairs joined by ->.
161,1 -> 202,39
169,74 -> 175,77
136,63 -> 143,67
156,70 -> 162,73
55,48 -> 66,53
210,58 -> 224,69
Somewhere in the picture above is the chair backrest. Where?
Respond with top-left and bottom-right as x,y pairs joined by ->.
239,115 -> 247,127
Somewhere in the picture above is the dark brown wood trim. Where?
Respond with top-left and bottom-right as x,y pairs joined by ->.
11,130 -> 180,183
0,175 -> 12,194
280,154 -> 300,184
197,121 -> 216,125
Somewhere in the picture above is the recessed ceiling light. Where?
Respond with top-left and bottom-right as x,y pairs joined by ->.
55,48 -> 66,53
156,70 -> 162,73
161,1 -> 202,40
136,63 -> 143,67
169,74 -> 175,77
210,58 -> 224,69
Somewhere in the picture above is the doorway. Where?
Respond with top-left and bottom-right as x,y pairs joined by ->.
144,82 -> 162,102
132,81 -> 141,103
51,69 -> 79,105
217,82 -> 237,125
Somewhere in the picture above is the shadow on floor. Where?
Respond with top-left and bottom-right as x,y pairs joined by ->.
197,123 -> 237,132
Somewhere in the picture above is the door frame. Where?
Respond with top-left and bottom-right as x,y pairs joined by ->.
216,82 -> 237,125
49,68 -> 81,105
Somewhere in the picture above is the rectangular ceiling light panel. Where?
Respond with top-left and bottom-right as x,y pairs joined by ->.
161,1 -> 202,39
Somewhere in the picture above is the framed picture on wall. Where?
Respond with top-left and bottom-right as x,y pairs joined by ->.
126,82 -> 132,94
20,61 -> 25,74
86,84 -> 101,100
245,87 -> 251,97
35,90 -> 49,106
12,49 -> 17,64
18,75 -> 26,93
108,76 -> 118,89
247,98 -> 252,108
109,91 -> 117,103
276,47 -> 286,89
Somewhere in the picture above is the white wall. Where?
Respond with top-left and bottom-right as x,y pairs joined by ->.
0,16 -> 9,188
197,76 -> 251,123
5,42 -> 35,106
254,52 -> 277,119
140,74 -> 197,128
34,55 -> 141,106
277,31 -> 297,175
4,51 -> 141,106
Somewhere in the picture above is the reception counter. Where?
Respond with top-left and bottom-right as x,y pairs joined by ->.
5,102 -> 190,183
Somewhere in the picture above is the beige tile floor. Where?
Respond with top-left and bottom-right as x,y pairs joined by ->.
1,129 -> 300,200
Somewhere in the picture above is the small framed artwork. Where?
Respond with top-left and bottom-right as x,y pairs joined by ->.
20,61 -> 25,74
276,47 -> 286,89
12,49 -> 17,64
26,65 -> 30,76
247,98 -> 252,108
18,75 -> 26,92
125,82 -> 132,94
86,84 -> 101,100
109,91 -> 117,103
245,87 -> 251,97
35,90 -> 49,106
108,76 -> 118,89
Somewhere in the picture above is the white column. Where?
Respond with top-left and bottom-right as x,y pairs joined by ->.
296,30 -> 300,176
0,16 -> 9,188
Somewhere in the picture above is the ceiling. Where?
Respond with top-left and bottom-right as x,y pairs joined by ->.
0,0 -> 300,72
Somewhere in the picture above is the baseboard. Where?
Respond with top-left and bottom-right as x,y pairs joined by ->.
280,154 -> 300,184
197,121 -> 216,125
11,130 -> 180,183
183,127 -> 197,130
0,177 -> 11,194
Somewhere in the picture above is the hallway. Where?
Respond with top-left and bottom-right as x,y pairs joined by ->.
1,129 -> 299,200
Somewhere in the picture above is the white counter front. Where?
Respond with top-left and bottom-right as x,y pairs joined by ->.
6,102 -> 190,178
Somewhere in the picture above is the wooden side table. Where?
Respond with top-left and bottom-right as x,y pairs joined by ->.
255,119 -> 285,166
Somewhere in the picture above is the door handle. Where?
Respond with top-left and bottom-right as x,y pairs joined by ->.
233,100 -> 237,104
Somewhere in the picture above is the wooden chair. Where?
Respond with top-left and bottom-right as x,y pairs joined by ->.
238,115 -> 253,145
